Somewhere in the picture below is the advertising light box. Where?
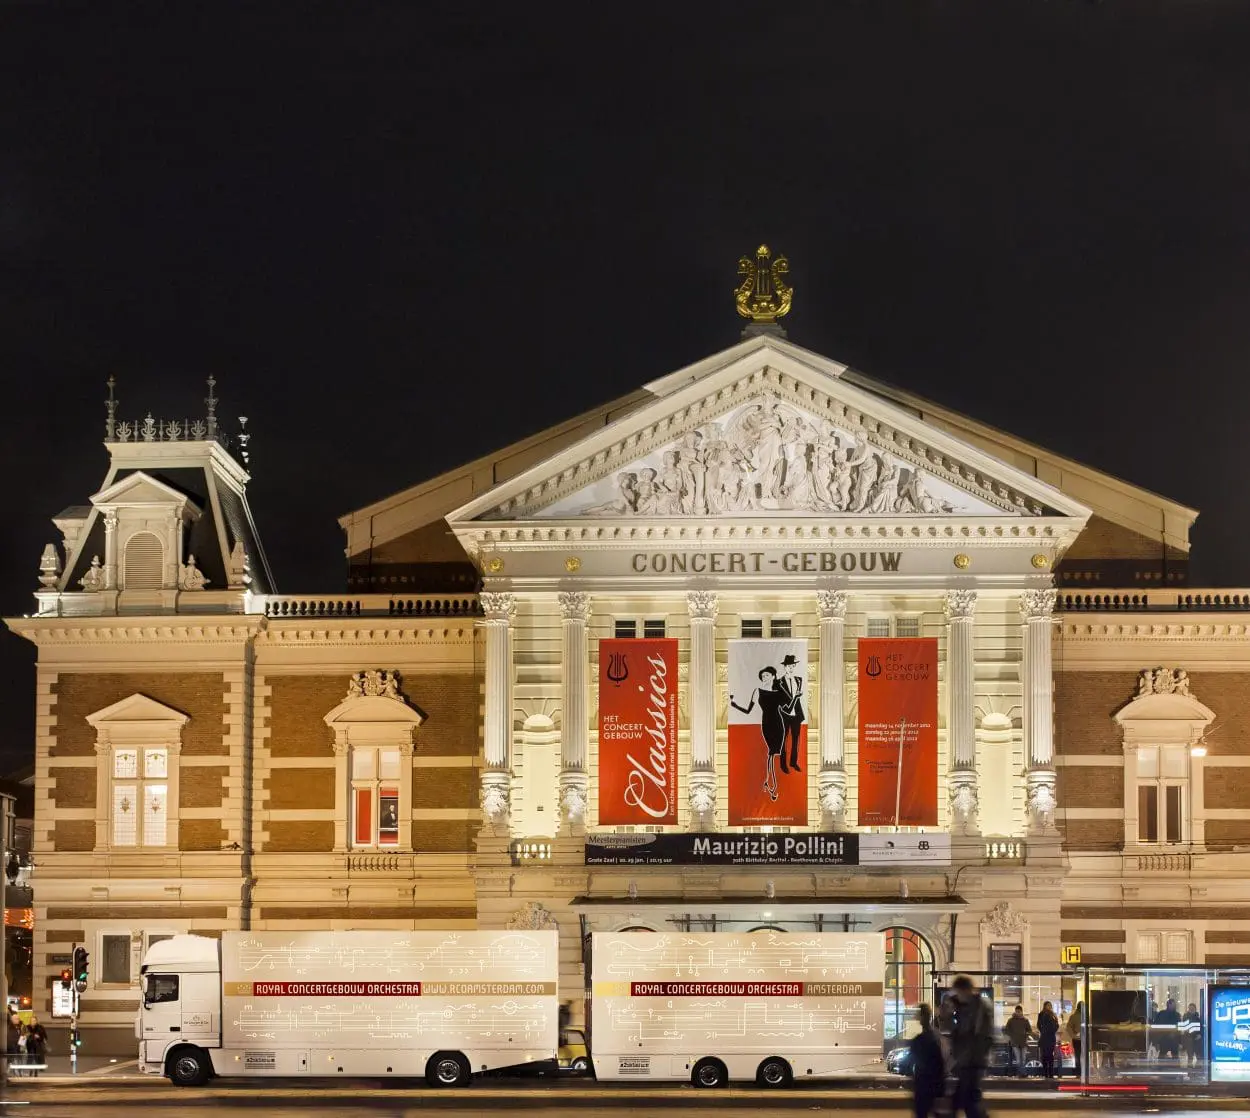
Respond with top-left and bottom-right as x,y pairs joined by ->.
1210,985 -> 1250,1082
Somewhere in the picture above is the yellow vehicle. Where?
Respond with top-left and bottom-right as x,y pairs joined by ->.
558,1027 -> 589,1073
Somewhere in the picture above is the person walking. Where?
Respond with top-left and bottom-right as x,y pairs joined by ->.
949,975 -> 994,1118
24,1018 -> 44,1077
1181,1002 -> 1202,1069
908,1004 -> 947,1118
1066,1000 -> 1085,1077
1004,1004 -> 1034,1077
1037,1000 -> 1060,1078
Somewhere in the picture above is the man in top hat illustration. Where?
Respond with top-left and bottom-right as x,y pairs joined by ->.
777,653 -> 805,773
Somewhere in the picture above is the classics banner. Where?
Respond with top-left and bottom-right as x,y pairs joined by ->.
728,638 -> 808,826
598,638 -> 679,826
856,637 -> 939,827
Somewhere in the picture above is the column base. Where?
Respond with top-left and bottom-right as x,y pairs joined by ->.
480,770 -> 512,835
688,771 -> 716,831
1026,769 -> 1059,835
558,772 -> 589,835
947,769 -> 981,836
818,769 -> 848,830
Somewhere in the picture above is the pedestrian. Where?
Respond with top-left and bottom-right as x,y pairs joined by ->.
24,1019 -> 44,1078
1004,1004 -> 1034,1076
16,1024 -> 29,1077
1181,1002 -> 1202,1068
948,974 -> 993,1118
936,993 -> 957,1075
908,1004 -> 948,1117
1065,1000 -> 1085,1076
5,1011 -> 18,1076
1152,997 -> 1181,1060
1037,1000 -> 1060,1078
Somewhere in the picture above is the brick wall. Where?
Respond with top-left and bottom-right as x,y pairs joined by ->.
267,767 -> 335,810
1061,515 -> 1164,562
51,766 -> 96,808
1205,767 -> 1250,809
265,820 -> 333,851
1061,819 -> 1122,849
414,821 -> 476,852
51,673 -> 226,757
180,818 -> 226,850
413,768 -> 477,809
1056,766 -> 1123,809
266,676 -> 339,758
410,673 -> 480,757
181,766 -> 228,809
1054,672 -> 1135,757
1188,673 -> 1250,756
52,820 -> 95,851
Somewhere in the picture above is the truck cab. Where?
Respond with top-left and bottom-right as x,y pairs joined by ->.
137,934 -> 223,1085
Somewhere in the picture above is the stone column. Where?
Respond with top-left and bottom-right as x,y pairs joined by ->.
944,589 -> 979,834
1021,588 -> 1058,833
480,591 -> 516,832
103,512 -> 118,589
558,591 -> 591,831
816,589 -> 849,828
686,590 -> 718,830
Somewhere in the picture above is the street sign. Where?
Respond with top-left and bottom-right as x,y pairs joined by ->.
51,981 -> 74,1019
50,953 -> 71,965
1062,945 -> 1082,965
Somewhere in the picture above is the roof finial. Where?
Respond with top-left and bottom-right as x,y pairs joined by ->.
205,376 -> 218,438
237,416 -> 250,468
105,375 -> 118,440
735,243 -> 793,337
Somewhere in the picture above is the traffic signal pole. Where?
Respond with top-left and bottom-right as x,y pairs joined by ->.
68,948 -> 77,1075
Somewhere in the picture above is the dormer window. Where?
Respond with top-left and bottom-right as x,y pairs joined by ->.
123,531 -> 164,590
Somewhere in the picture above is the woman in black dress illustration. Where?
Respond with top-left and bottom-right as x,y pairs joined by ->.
730,666 -> 786,801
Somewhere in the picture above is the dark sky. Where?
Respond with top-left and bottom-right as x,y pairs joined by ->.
2,1 -> 1250,769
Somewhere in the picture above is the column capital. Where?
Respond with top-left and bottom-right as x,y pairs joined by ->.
1020,588 -> 1057,620
480,591 -> 517,621
558,590 -> 592,623
816,588 -> 849,621
944,588 -> 978,620
686,590 -> 718,621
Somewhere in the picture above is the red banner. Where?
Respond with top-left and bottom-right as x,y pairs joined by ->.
857,638 -> 939,827
598,638 -> 679,826
727,638 -> 808,826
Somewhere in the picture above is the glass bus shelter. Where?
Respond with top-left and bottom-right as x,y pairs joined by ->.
930,966 -> 1250,1088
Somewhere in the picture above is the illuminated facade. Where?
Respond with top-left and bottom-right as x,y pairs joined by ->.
12,311 -> 1250,1051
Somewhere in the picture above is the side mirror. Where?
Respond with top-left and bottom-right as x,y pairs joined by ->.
138,974 -> 150,999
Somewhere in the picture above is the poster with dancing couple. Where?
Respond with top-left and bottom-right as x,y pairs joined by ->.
727,638 -> 808,826
856,637 -> 939,827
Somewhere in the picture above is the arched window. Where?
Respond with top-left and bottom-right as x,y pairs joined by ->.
123,531 -> 164,589
884,926 -> 934,1047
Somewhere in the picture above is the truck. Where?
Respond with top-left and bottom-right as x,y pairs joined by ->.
589,930 -> 885,1087
136,929 -> 559,1087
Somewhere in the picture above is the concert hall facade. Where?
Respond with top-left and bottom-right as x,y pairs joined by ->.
12,262 -> 1250,1049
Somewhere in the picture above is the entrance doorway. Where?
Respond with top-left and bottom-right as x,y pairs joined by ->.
885,926 -> 934,1049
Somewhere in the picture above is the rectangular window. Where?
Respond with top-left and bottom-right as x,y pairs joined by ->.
614,620 -> 637,639
352,747 -> 403,848
894,616 -> 921,638
1136,745 -> 1188,844
741,619 -> 764,639
145,974 -> 179,1004
642,619 -> 666,639
112,746 -> 169,848
866,616 -> 891,638
102,934 -> 132,984
769,618 -> 792,639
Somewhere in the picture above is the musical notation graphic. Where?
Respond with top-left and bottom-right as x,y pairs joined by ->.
600,932 -> 871,981
222,931 -> 558,1049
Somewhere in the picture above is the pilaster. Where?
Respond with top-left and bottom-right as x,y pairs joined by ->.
686,590 -> 718,830
816,588 -> 848,828
1021,588 -> 1058,835
944,589 -> 979,835
558,591 -> 591,833
480,591 -> 517,834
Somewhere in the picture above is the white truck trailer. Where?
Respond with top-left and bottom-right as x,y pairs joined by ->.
590,930 -> 885,1087
136,929 -> 559,1086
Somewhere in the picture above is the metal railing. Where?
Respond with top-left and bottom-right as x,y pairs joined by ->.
1058,589 -> 1250,613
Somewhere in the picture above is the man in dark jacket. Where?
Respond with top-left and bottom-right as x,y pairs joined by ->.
948,974 -> 993,1118
908,1004 -> 947,1117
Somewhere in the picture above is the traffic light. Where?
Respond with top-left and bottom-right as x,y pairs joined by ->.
70,1027 -> 81,1048
59,969 -> 71,991
73,946 -> 89,993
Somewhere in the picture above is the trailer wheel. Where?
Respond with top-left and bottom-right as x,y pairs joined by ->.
167,1046 -> 212,1087
691,1057 -> 728,1088
426,1050 -> 471,1088
570,1056 -> 589,1072
756,1056 -> 793,1088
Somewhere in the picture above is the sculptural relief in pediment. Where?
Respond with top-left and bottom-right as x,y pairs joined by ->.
533,395 -> 1003,519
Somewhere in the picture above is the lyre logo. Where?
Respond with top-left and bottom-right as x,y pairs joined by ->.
606,652 -> 629,685
865,655 -> 882,678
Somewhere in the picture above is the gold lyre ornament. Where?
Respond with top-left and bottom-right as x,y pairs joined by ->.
735,244 -> 793,323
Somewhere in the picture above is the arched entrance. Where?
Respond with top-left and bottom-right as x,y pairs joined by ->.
884,926 -> 934,1047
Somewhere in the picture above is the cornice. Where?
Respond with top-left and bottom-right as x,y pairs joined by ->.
460,516 -> 1078,549
6,618 -> 264,645
256,625 -> 477,645
1061,621 -> 1250,640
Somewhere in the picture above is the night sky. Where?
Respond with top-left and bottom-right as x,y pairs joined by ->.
2,2 -> 1249,770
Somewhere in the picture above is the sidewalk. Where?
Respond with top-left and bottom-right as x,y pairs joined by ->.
6,1054 -> 143,1079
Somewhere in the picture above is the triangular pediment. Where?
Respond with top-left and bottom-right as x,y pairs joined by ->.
86,693 -> 190,728
448,336 -> 1090,527
91,470 -> 200,514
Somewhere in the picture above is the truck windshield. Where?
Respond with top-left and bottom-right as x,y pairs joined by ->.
144,974 -> 179,1005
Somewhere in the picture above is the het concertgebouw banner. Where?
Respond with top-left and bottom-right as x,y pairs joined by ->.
856,638 -> 938,827
598,638 -> 679,826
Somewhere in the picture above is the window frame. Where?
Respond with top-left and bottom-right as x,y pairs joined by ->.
1134,745 -> 1189,845
349,745 -> 403,850
866,614 -> 922,639
614,617 -> 666,639
110,746 -> 170,848
739,616 -> 793,639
